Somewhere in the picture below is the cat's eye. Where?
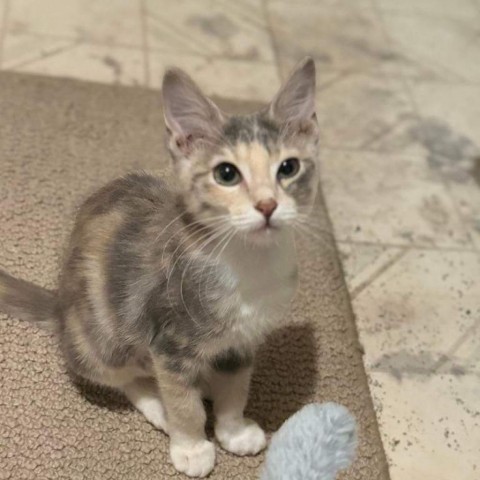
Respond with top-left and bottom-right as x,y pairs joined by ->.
277,157 -> 300,180
213,162 -> 242,186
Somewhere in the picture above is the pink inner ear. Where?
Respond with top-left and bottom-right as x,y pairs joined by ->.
174,134 -> 198,155
298,119 -> 317,135
177,134 -> 196,146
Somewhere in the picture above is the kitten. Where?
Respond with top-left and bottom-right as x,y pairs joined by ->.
0,57 -> 319,478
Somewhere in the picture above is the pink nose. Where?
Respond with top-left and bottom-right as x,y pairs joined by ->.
255,198 -> 278,219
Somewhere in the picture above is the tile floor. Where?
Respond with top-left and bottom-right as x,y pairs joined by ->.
0,1 -> 479,478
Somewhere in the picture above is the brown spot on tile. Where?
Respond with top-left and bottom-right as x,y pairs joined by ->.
472,156 -> 480,186
450,365 -> 466,376
102,56 -> 122,83
419,195 -> 449,228
188,13 -> 237,39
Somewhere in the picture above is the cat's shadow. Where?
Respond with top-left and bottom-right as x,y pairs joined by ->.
73,377 -> 131,412
247,323 -> 318,433
74,323 -> 318,433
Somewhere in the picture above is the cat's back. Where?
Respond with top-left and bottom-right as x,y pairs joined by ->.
80,171 -> 176,220
59,171 -> 178,313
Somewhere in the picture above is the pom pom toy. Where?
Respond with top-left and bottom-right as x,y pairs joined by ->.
261,403 -> 357,480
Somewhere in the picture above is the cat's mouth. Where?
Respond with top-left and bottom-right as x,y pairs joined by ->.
259,222 -> 278,231
251,221 -> 280,235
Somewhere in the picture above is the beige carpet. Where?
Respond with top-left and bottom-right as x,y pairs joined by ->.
0,72 -> 390,479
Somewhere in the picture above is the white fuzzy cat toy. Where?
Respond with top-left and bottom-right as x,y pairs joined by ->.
261,403 -> 357,480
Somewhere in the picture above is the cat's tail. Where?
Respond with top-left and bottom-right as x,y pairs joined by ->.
0,269 -> 57,331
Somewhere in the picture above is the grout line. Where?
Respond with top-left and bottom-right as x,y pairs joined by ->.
1,30 -> 146,52
357,115 -> 409,151
0,0 -> 10,68
145,47 -> 276,65
441,177 -> 477,250
218,0 -> 266,31
260,0 -> 284,83
0,30 -> 278,66
336,239 -> 478,253
3,27 -> 480,86
139,0 -> 150,88
147,9 -> 214,56
370,0 -> 423,114
350,248 -> 408,300
4,40 -> 82,71
0,31 -> 280,68
371,2 -> 473,84
432,318 -> 480,373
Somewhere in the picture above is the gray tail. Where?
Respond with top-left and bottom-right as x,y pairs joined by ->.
0,269 -> 57,330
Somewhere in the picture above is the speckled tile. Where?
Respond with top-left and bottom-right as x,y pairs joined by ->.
11,42 -> 145,87
267,1 -> 398,77
320,149 -> 472,247
353,249 -> 480,359
380,12 -> 480,82
352,249 -> 480,479
408,83 -> 480,250
316,71 -> 419,151
369,372 -> 480,480
144,0 -> 274,62
5,0 -> 143,47
148,52 -> 280,102
337,242 -> 404,293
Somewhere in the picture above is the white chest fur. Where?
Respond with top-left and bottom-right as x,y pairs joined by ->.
219,232 -> 298,338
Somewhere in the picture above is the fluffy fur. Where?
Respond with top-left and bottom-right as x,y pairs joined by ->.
0,57 -> 320,478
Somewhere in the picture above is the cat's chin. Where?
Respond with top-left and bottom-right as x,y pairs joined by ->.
243,225 -> 281,247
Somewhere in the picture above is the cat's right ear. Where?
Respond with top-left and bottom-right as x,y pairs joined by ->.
267,57 -> 316,126
162,68 -> 225,158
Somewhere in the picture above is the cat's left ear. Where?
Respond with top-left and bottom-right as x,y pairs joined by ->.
162,68 -> 226,157
267,57 -> 316,126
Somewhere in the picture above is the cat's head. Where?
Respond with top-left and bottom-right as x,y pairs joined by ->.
162,57 -> 319,245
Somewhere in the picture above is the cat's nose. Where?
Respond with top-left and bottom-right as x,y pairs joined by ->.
255,198 -> 278,219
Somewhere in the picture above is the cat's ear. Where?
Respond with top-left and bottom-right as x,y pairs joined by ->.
267,57 -> 316,125
162,68 -> 225,157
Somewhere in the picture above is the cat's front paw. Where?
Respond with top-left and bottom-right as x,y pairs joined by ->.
215,419 -> 267,456
169,439 -> 215,478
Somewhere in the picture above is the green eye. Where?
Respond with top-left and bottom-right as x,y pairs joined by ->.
213,162 -> 242,186
277,158 -> 300,180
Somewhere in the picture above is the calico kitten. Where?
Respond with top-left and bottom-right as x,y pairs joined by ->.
0,57 -> 319,478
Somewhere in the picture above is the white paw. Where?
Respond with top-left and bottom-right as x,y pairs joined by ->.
170,440 -> 215,478
136,397 -> 168,433
215,419 -> 267,456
